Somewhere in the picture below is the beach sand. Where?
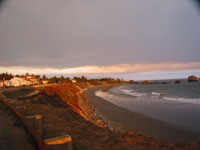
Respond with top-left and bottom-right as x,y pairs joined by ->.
84,86 -> 199,143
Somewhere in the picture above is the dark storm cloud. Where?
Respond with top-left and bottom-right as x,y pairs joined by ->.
194,0 -> 200,8
0,0 -> 200,68
0,0 -> 5,6
0,0 -> 6,11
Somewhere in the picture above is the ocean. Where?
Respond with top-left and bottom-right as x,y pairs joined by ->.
95,80 -> 200,135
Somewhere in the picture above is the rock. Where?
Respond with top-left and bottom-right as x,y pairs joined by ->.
91,117 -> 96,121
175,80 -> 181,84
102,121 -> 107,126
96,119 -> 102,124
161,82 -> 168,84
188,75 -> 199,82
129,80 -> 139,84
143,80 -> 150,84
129,80 -> 134,84
109,128 -> 114,131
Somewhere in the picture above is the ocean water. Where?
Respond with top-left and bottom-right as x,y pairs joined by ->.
95,81 -> 200,134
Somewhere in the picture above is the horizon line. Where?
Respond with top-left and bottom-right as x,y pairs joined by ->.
0,62 -> 200,76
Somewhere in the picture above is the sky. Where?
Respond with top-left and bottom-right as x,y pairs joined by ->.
0,0 -> 200,80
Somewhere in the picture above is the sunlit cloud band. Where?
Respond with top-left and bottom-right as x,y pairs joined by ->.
1,62 -> 200,75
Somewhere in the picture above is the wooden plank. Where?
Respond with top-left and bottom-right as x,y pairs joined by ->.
45,135 -> 72,150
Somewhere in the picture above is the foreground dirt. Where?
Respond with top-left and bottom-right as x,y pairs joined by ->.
3,84 -> 200,150
0,103 -> 35,150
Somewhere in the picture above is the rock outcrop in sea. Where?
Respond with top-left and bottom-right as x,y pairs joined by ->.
175,80 -> 181,84
188,75 -> 199,82
143,80 -> 150,84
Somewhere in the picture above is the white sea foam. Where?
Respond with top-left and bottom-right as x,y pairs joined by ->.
163,97 -> 200,105
120,89 -> 146,97
95,90 -> 115,99
95,90 -> 130,105
152,92 -> 165,96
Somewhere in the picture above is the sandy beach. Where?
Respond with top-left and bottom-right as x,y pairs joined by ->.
84,86 -> 199,143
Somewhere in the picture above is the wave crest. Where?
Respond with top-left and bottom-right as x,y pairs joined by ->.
152,92 -> 165,96
120,89 -> 146,97
163,97 -> 200,105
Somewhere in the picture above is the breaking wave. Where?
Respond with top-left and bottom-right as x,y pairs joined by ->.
152,92 -> 165,96
163,97 -> 200,105
95,90 -> 116,99
120,88 -> 146,97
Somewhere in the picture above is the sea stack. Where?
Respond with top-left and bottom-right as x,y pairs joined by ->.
129,80 -> 139,84
188,75 -> 199,82
143,80 -> 150,84
175,80 -> 181,84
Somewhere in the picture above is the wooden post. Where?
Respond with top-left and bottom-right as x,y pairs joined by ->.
15,106 -> 26,117
45,135 -> 72,150
25,115 -> 43,137
7,100 -> 16,107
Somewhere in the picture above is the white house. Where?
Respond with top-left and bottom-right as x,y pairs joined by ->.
9,77 -> 30,87
0,80 -> 12,87
72,80 -> 77,84
0,81 -> 3,87
41,80 -> 49,84
24,74 -> 40,85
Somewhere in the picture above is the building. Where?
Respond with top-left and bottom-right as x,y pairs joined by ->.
72,80 -> 77,84
0,80 -> 3,87
0,80 -> 12,87
9,77 -> 30,87
41,80 -> 49,84
24,74 -> 40,85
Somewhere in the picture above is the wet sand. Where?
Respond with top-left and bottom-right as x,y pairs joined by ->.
84,86 -> 200,143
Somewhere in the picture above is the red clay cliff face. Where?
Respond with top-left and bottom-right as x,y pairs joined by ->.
44,84 -> 80,108
42,84 -> 89,119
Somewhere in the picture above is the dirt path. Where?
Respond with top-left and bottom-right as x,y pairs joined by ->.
0,109 -> 35,150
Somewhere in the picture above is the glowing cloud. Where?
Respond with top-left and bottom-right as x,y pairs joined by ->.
1,62 -> 200,76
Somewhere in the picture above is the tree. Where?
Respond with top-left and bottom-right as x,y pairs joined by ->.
80,76 -> 87,82
36,75 -> 40,79
49,76 -> 58,83
42,75 -> 47,80
0,72 -> 14,80
60,75 -> 65,83
65,77 -> 71,83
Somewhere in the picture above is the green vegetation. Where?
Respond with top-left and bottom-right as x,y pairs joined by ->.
0,72 -> 127,86
0,72 -> 14,80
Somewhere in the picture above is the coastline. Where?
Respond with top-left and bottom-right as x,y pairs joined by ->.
2,84 -> 200,149
77,84 -> 120,127
84,85 -> 199,143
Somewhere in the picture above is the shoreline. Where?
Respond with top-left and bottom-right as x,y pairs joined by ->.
84,85 -> 199,143
2,84 -> 200,149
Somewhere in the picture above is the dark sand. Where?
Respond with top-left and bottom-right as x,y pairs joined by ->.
84,86 -> 200,143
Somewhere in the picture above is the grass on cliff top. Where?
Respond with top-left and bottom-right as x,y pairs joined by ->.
2,88 -> 34,99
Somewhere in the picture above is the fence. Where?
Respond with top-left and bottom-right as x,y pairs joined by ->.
0,96 -> 73,150
0,97 -> 48,150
